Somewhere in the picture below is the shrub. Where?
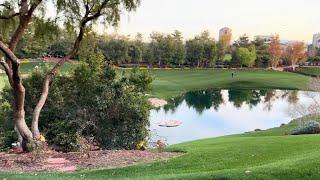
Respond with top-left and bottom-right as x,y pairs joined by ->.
291,121 -> 320,135
0,50 -> 152,152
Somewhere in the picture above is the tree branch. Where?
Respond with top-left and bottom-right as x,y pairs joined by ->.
0,40 -> 20,64
28,0 -> 43,16
0,3 -> 11,10
32,0 -> 113,138
0,57 -> 13,86
0,12 -> 19,20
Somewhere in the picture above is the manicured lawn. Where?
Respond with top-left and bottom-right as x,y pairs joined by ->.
0,62 -> 79,91
150,69 -> 311,98
20,61 -> 79,74
1,117 -> 320,179
1,68 -> 311,97
296,67 -> 320,77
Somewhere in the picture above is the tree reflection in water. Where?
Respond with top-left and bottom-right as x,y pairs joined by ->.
162,89 -> 300,114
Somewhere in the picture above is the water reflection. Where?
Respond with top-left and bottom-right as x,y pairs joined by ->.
150,89 -> 311,145
163,89 -> 299,113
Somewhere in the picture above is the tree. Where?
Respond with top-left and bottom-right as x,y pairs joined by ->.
234,34 -> 250,48
0,0 -> 140,151
149,32 -> 175,67
186,37 -> 204,67
235,47 -> 257,67
253,37 -> 270,68
131,33 -> 144,64
201,31 -> 217,67
268,35 -> 282,68
284,41 -> 306,71
99,37 -> 130,64
172,30 -> 185,67
216,41 -> 226,65
185,31 -> 217,68
128,43 -> 142,64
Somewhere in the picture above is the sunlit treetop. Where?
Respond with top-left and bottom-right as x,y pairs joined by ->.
55,0 -> 140,29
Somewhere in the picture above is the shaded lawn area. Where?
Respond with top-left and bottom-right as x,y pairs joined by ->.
296,67 -> 320,77
2,117 -> 320,179
150,69 -> 311,99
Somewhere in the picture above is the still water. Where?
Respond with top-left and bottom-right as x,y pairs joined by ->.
149,89 -> 319,144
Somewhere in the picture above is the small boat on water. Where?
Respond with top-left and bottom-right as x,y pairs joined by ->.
158,120 -> 182,127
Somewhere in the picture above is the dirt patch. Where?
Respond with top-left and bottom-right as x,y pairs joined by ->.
0,150 -> 181,173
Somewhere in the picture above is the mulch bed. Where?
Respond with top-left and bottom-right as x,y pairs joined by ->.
0,150 -> 181,173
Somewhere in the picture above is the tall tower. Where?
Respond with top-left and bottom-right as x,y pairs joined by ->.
219,27 -> 232,46
312,33 -> 320,48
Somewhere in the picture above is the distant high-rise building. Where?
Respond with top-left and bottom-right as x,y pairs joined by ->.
312,33 -> 320,48
219,27 -> 232,46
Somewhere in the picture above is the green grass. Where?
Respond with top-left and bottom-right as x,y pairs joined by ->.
296,67 -> 320,77
2,117 -> 320,179
150,69 -> 311,98
20,62 -> 79,74
1,67 -> 311,98
0,75 -> 6,91
0,62 -> 79,91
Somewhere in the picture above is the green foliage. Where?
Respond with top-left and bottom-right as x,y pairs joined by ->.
55,0 -> 140,30
253,38 -> 270,68
148,32 -> 175,67
186,31 -> 217,67
234,34 -> 251,48
291,121 -> 320,135
15,18 -> 61,59
172,30 -> 186,66
235,47 -> 257,67
128,43 -> 142,63
0,130 -> 16,151
47,38 -> 73,58
99,38 -> 130,64
126,68 -> 153,93
0,51 -> 152,152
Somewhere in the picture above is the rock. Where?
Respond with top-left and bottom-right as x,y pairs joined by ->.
159,120 -> 182,127
148,98 -> 168,108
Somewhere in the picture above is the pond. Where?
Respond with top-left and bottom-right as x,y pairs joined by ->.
149,89 -> 319,145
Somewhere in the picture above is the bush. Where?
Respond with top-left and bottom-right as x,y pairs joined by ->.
291,121 -> 320,135
0,50 -> 152,152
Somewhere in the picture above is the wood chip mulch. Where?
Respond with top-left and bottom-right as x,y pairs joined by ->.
0,150 -> 182,173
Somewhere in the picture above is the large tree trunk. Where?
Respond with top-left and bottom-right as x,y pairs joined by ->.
12,76 -> 33,150
31,18 -> 86,138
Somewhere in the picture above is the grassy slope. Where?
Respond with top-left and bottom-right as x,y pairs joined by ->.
296,67 -> 320,77
150,69 -> 310,99
0,62 -> 78,91
20,62 -> 79,74
2,117 -> 320,179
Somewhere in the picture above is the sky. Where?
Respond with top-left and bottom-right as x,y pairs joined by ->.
49,0 -> 320,43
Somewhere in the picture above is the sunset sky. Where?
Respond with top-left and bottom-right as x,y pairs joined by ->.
49,0 -> 320,43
